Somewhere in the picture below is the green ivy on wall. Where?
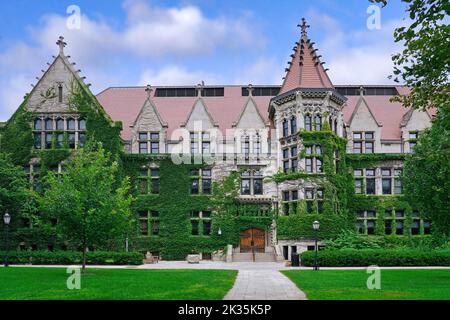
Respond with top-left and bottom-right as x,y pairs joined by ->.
123,155 -> 274,260
274,128 -> 355,240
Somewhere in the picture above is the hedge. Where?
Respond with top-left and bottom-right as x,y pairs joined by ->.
0,251 -> 143,265
300,249 -> 450,267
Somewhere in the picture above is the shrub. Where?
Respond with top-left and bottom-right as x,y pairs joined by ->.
322,230 -> 436,250
300,249 -> 450,267
0,251 -> 143,265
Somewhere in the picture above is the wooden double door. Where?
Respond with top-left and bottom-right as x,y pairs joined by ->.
240,228 -> 265,254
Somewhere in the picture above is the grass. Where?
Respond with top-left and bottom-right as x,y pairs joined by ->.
282,269 -> 450,300
0,267 -> 237,300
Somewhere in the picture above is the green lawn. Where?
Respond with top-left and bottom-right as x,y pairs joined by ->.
0,267 -> 237,300
282,269 -> 450,300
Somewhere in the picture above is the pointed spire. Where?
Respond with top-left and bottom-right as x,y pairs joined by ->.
279,18 -> 334,94
145,84 -> 153,99
56,36 -> 67,55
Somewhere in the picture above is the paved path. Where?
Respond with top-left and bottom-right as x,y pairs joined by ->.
224,269 -> 307,300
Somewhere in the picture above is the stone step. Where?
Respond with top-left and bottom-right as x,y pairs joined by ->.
232,252 -> 277,262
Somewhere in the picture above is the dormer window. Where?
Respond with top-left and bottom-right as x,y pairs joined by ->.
138,132 -> 160,154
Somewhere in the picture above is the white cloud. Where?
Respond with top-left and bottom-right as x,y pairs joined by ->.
306,9 -> 406,84
233,57 -> 284,85
0,0 -> 264,120
138,65 -> 223,86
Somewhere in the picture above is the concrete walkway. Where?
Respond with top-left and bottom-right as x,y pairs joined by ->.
224,269 -> 307,300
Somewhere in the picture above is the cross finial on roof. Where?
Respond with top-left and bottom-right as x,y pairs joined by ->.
246,84 -> 254,96
297,18 -> 310,37
196,80 -> 205,97
56,36 -> 67,55
358,86 -> 365,96
145,84 -> 153,99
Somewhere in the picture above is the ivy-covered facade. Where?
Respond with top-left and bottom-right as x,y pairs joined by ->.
0,23 -> 437,261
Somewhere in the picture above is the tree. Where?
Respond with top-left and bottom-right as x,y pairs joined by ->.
40,143 -> 134,270
372,0 -> 449,241
402,110 -> 449,242
0,153 -> 30,241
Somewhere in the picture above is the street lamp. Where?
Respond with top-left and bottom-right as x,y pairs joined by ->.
3,212 -> 11,267
312,220 -> 320,271
217,228 -> 222,236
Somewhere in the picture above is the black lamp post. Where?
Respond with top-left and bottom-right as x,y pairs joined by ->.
312,220 -> 320,271
3,212 -> 11,267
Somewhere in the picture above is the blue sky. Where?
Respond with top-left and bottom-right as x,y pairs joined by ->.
0,0 -> 410,121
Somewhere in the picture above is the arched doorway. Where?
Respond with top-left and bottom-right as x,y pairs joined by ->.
240,228 -> 265,254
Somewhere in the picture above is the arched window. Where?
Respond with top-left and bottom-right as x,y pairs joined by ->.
282,119 -> 288,137
79,118 -> 86,131
304,115 -> 312,131
329,117 -> 333,131
34,118 -> 42,130
45,118 -> 53,131
290,116 -> 297,135
67,118 -> 75,131
334,119 -> 338,134
315,115 -> 322,131
56,118 -> 64,130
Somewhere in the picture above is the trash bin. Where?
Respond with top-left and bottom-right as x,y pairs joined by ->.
291,253 -> 300,267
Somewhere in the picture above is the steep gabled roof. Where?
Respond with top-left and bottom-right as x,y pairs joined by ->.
181,97 -> 219,128
279,18 -> 334,94
347,95 -> 383,127
131,86 -> 168,129
233,94 -> 268,128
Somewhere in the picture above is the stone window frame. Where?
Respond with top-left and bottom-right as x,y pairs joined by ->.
408,130 -> 419,153
384,209 -> 405,235
138,210 -> 160,236
240,169 -> 263,196
305,187 -> 324,214
282,144 -> 298,173
356,210 -> 377,235
190,168 -> 212,195
352,131 -> 375,154
138,131 -> 160,154
190,210 -> 212,236
290,115 -> 297,135
32,115 -> 86,150
304,144 -> 323,173
138,166 -> 160,195
190,131 -> 211,154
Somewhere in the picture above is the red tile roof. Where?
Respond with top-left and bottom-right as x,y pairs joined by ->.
280,21 -> 333,94
343,95 -> 410,140
96,86 -> 274,140
97,86 -> 417,142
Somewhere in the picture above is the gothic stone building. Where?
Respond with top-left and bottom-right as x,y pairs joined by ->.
0,22 -> 435,261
